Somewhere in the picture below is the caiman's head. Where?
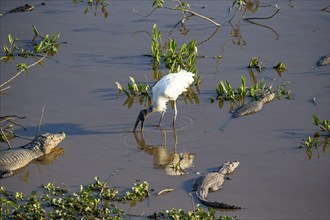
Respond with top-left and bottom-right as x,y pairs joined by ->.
260,92 -> 275,104
218,160 -> 240,175
36,132 -> 66,154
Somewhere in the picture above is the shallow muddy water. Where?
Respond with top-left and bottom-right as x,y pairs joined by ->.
0,0 -> 329,219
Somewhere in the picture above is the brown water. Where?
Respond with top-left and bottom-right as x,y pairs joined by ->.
0,0 -> 329,219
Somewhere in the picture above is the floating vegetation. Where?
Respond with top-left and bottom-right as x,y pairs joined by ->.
248,56 -> 266,72
248,57 -> 287,79
0,177 -> 236,219
149,205 -> 238,219
300,115 -> 329,160
0,177 -> 147,219
273,62 -> 287,76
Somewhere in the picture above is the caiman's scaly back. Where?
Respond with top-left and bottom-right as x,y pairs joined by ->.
0,132 -> 65,178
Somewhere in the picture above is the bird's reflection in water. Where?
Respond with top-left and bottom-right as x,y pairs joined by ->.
133,128 -> 195,176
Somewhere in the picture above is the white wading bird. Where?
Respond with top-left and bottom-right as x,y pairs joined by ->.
133,70 -> 195,132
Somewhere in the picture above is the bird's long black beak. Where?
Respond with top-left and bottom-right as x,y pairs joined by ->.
133,110 -> 145,132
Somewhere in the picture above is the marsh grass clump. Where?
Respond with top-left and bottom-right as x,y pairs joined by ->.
300,115 -> 329,160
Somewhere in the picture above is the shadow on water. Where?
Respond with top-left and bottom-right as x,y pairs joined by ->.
15,122 -> 132,137
133,127 -> 195,176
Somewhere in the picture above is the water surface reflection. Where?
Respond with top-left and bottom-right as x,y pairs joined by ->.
133,128 -> 194,176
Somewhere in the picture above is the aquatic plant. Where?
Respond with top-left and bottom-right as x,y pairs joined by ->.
150,24 -> 198,75
0,177 -> 237,219
1,26 -> 60,62
312,115 -> 330,135
115,76 -> 151,108
273,62 -> 287,76
248,57 -> 266,72
212,75 -> 292,109
215,76 -> 270,102
300,115 -> 329,160
150,205 -> 238,219
72,0 -> 110,18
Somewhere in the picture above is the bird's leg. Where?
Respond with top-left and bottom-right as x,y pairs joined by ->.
156,112 -> 165,127
173,100 -> 177,127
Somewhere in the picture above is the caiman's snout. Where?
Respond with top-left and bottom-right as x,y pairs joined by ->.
133,110 -> 145,132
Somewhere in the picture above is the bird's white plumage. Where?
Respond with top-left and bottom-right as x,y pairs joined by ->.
152,70 -> 194,112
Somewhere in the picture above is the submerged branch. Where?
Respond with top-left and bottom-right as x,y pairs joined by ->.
244,8 -> 280,21
0,55 -> 47,89
134,5 -> 220,27
245,19 -> 280,40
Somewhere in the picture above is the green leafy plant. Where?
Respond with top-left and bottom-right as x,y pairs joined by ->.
215,76 -> 270,102
300,115 -> 329,160
119,180 -> 149,201
1,26 -> 60,62
312,115 -> 330,135
149,24 -> 198,74
115,76 -> 151,108
0,177 -> 150,219
115,76 -> 149,98
213,75 -> 292,111
150,205 -> 238,219
273,62 -> 286,74
248,57 -> 266,72
1,177 -> 234,219
151,24 -> 163,67
164,38 -> 198,74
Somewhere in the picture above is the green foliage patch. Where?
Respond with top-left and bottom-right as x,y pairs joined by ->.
0,177 -> 237,219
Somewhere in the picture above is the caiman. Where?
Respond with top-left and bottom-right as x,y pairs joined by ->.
232,92 -> 275,118
193,161 -> 241,209
0,3 -> 45,17
317,54 -> 330,66
0,132 -> 65,178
